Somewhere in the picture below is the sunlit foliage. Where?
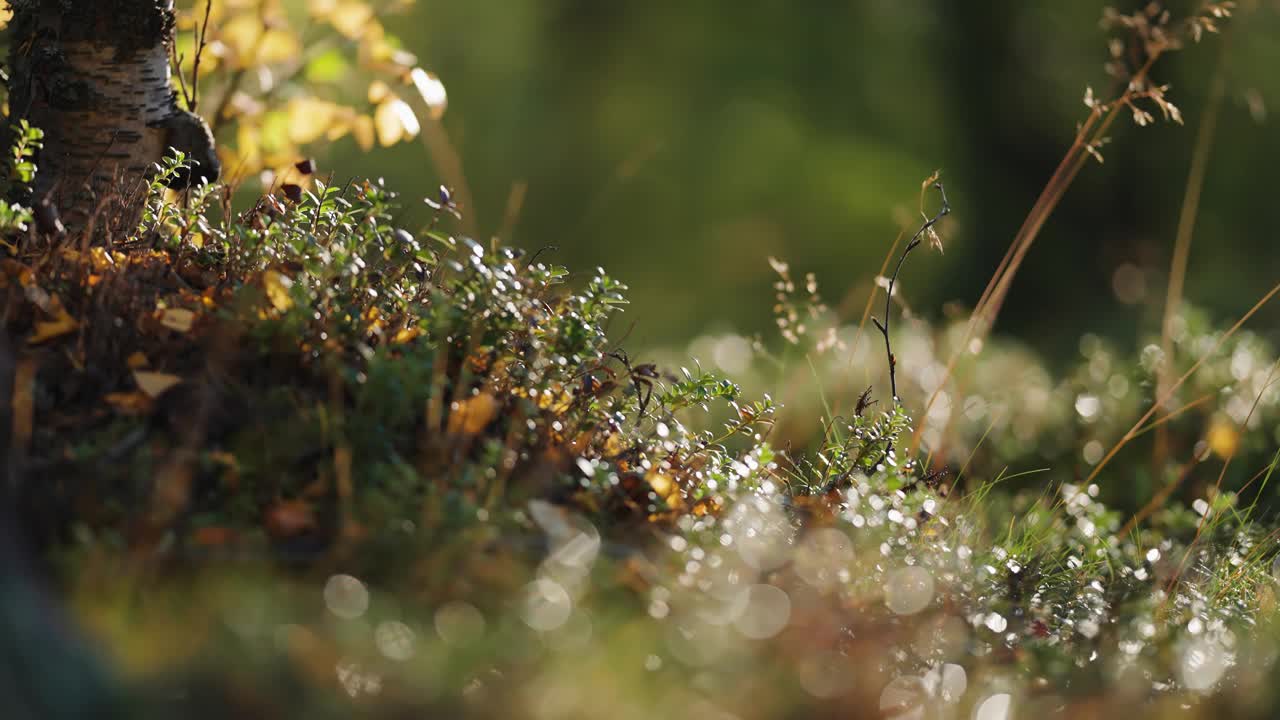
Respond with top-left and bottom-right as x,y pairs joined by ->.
173,0 -> 447,187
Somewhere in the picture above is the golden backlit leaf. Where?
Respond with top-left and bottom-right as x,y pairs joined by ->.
410,68 -> 448,120
230,121 -> 264,175
259,110 -> 294,157
602,432 -> 624,458
287,97 -> 340,144
392,326 -> 421,344
447,393 -> 499,434
134,370 -> 182,398
328,0 -> 375,38
361,32 -> 412,70
352,115 -> 376,151
307,0 -> 338,17
257,28 -> 301,65
1207,417 -> 1240,459
536,383 -> 573,414
219,14 -> 263,63
263,270 -> 295,311
691,497 -> 720,516
127,352 -> 150,369
374,97 -> 419,146
367,80 -> 391,104
89,246 -> 114,272
646,470 -> 682,508
159,307 -> 196,333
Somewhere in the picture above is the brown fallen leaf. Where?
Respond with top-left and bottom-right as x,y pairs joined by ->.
265,499 -> 317,538
11,357 -> 37,452
159,307 -> 196,333
134,370 -> 182,398
191,526 -> 238,547
104,391 -> 154,415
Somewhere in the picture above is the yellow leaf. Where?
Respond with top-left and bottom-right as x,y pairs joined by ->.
646,470 -> 681,508
263,270 -> 295,311
409,68 -> 447,120
135,371 -> 182,398
28,304 -> 77,344
127,351 -> 150,369
352,115 -> 375,151
230,121 -> 264,175
328,0 -> 375,38
447,393 -> 499,434
287,96 -> 340,144
374,97 -> 419,146
257,28 -> 301,65
89,246 -> 114,272
602,433 -> 624,458
536,383 -> 573,414
391,327 -> 420,344
367,80 -> 391,104
220,14 -> 263,64
159,307 -> 196,333
1207,417 -> 1240,459
308,0 -> 338,17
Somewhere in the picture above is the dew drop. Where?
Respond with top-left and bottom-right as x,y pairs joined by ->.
796,650 -> 854,698
733,584 -> 791,639
1179,638 -> 1230,691
520,579 -> 573,631
795,528 -> 854,591
879,675 -> 926,720
938,663 -> 967,703
974,693 -> 1012,720
885,566 -> 935,616
324,574 -> 369,619
374,620 -> 416,661
984,613 -> 1008,633
435,601 -> 485,646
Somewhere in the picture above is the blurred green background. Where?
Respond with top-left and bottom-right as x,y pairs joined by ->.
327,0 -> 1280,358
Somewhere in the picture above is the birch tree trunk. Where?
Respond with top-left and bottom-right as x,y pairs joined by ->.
6,0 -> 219,232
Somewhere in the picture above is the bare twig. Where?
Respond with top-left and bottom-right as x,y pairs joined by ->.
190,0 -> 214,113
169,0 -> 212,112
873,181 -> 950,404
823,181 -> 950,494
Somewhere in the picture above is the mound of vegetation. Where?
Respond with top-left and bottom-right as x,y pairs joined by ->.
1,140 -> 1279,719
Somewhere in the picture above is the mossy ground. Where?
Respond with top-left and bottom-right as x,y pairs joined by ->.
4,153 -> 1280,719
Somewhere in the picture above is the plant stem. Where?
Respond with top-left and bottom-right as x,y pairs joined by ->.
873,181 -> 950,404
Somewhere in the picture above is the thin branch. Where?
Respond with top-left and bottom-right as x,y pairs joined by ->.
169,0 -> 212,112
190,0 -> 214,113
872,181 -> 950,403
823,181 -> 950,495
